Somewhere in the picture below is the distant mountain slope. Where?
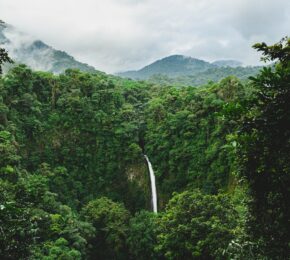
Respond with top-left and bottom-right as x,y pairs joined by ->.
0,21 -> 97,74
212,59 -> 243,67
119,55 -> 215,79
148,66 -> 261,86
118,55 -> 261,86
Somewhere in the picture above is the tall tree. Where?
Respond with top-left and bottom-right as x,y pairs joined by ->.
239,37 -> 290,258
81,197 -> 130,259
0,21 -> 13,75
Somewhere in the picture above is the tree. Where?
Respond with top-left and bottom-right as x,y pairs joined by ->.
0,130 -> 34,259
81,197 -> 130,259
127,210 -> 159,259
156,190 -> 238,259
238,37 -> 290,258
31,238 -> 82,260
0,47 -> 12,75
0,21 -> 13,75
0,179 -> 35,259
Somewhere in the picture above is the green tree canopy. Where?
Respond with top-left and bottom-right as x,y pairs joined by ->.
238,37 -> 290,258
81,197 -> 130,259
156,190 -> 238,259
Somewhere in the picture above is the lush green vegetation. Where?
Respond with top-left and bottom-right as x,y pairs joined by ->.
146,65 -> 261,87
0,38 -> 289,259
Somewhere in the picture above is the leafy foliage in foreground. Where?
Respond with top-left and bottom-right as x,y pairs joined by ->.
81,197 -> 130,259
156,190 -> 238,259
238,37 -> 290,258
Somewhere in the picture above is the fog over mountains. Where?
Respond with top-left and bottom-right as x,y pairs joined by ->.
0,21 -> 96,74
0,21 -> 261,85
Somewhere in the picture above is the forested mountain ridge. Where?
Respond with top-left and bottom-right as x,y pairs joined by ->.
0,21 -> 97,74
0,37 -> 289,259
118,54 -> 261,86
119,55 -> 215,78
212,59 -> 243,67
147,65 -> 262,87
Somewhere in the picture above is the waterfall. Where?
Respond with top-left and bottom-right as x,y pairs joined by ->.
144,155 -> 158,213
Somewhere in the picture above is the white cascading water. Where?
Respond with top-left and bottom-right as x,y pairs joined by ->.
144,155 -> 158,213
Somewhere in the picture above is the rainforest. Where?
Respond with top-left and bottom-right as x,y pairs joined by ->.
0,36 -> 289,259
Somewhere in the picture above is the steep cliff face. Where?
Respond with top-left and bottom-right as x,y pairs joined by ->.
126,160 -> 152,211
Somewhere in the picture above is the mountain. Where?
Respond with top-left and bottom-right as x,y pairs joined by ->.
212,59 -> 243,67
1,21 -> 259,84
0,21 -> 97,74
118,55 -> 260,86
118,55 -> 215,79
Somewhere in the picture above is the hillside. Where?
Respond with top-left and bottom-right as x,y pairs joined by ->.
119,55 -> 215,79
147,65 -> 261,86
118,54 -> 260,86
0,21 -> 97,74
212,59 -> 243,67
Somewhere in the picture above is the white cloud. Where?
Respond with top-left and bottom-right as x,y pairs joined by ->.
0,0 -> 289,73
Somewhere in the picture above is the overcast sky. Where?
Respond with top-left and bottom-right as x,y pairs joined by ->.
1,0 -> 289,73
